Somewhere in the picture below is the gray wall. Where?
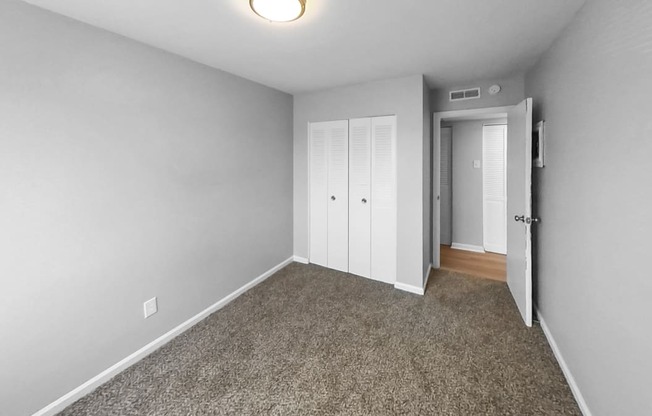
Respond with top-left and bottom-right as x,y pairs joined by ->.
293,75 -> 428,288
525,0 -> 652,414
0,2 -> 293,415
447,119 -> 505,248
430,75 -> 524,113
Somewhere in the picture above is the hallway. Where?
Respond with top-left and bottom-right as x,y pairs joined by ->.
440,245 -> 506,281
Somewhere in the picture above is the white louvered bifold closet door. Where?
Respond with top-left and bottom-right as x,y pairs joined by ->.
348,118 -> 372,278
370,116 -> 397,284
309,122 -> 329,267
326,120 -> 350,272
482,124 -> 507,254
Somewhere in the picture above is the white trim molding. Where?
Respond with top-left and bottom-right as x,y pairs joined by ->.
434,105 -> 514,121
33,256 -> 294,416
423,263 -> 433,292
451,243 -> 485,253
537,309 -> 592,416
394,282 -> 425,296
292,255 -> 309,264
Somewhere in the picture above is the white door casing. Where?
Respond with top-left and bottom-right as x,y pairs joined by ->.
506,98 -> 533,327
433,106 -> 513,270
483,124 -> 507,254
440,127 -> 453,246
432,117 -> 441,269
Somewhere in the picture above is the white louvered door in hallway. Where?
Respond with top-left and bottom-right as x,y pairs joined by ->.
309,116 -> 396,284
482,124 -> 507,254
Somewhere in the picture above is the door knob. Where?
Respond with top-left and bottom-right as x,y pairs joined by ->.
514,215 -> 525,222
331,195 -> 336,201
361,198 -> 367,204
527,217 -> 540,224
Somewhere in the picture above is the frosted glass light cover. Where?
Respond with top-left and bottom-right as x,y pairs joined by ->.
250,0 -> 305,22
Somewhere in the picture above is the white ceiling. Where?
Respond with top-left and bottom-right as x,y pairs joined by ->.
23,0 -> 586,94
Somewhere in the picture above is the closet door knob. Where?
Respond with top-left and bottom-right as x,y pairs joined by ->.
331,195 -> 336,201
361,198 -> 367,204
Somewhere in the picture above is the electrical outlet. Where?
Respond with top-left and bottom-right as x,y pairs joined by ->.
473,160 -> 481,169
143,297 -> 158,319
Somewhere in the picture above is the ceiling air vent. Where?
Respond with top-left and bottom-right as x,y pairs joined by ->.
449,87 -> 481,102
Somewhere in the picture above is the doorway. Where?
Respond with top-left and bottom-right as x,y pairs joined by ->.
438,114 -> 507,281
432,100 -> 535,327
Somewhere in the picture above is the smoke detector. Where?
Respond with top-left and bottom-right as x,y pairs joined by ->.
488,84 -> 501,95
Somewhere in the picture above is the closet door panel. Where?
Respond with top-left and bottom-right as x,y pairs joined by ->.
326,120 -> 349,272
309,122 -> 328,267
348,118 -> 372,278
371,116 -> 397,284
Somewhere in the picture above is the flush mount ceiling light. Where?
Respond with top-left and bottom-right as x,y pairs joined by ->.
250,0 -> 306,23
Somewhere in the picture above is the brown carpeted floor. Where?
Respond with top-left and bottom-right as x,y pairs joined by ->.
59,263 -> 580,415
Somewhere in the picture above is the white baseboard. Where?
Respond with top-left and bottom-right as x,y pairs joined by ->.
33,256 -> 294,416
537,309 -> 592,416
292,255 -> 309,264
451,243 -> 485,253
394,281 -> 425,296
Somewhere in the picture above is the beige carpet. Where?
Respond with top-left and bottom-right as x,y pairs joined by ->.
59,263 -> 580,415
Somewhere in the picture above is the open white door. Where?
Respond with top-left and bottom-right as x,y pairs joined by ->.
506,98 -> 533,326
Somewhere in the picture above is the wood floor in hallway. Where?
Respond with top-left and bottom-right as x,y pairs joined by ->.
440,245 -> 506,282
